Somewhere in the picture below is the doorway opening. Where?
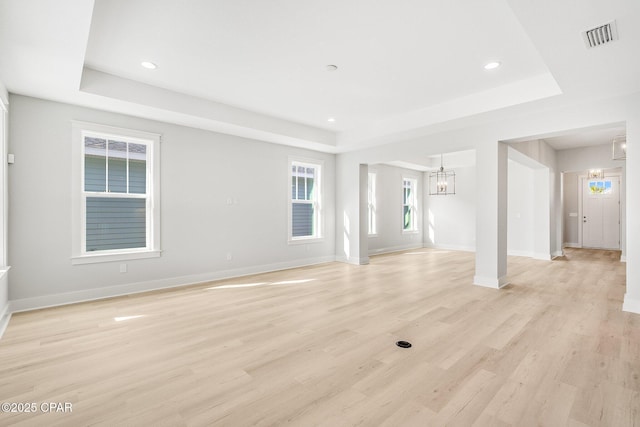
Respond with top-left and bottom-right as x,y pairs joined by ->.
578,171 -> 621,250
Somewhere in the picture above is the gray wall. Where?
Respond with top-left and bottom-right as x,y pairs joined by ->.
423,165 -> 476,252
563,171 -> 580,246
368,164 -> 423,255
507,160 -> 535,256
8,95 -> 335,305
0,98 -> 7,327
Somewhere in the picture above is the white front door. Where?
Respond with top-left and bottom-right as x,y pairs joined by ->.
582,177 -> 620,249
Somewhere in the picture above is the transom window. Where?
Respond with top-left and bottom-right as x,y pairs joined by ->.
289,159 -> 322,241
589,180 -> 612,195
72,122 -> 161,264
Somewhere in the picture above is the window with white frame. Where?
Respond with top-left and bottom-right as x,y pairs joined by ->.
402,177 -> 418,232
290,159 -> 322,241
72,122 -> 161,264
368,172 -> 377,235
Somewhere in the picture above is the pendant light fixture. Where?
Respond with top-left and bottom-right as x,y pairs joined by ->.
588,169 -> 604,179
429,154 -> 455,195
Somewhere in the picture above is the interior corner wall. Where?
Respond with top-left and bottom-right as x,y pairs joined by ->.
0,94 -> 8,330
7,95 -> 336,309
368,164 -> 423,255
335,153 -> 364,264
624,108 -> 640,312
562,171 -> 580,246
507,139 -> 558,258
422,165 -> 476,252
507,160 -> 535,257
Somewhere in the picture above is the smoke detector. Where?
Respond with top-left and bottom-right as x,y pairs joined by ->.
582,20 -> 618,49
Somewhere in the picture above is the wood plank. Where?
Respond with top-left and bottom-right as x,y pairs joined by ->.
0,247 -> 636,426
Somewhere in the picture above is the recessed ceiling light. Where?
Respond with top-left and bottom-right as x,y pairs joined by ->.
484,61 -> 501,70
326,65 -> 338,72
327,117 -> 336,122
141,61 -> 157,70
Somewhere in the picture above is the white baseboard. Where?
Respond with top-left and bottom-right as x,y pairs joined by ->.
623,294 -> 640,314
335,255 -> 369,265
368,243 -> 424,256
0,268 -> 9,339
507,250 -> 555,260
563,242 -> 580,248
620,255 -> 627,263
507,250 -> 534,258
552,250 -> 564,258
424,243 -> 475,252
8,255 -> 336,314
0,302 -> 11,339
473,275 -> 509,289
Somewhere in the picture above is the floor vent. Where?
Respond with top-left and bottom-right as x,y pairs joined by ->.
583,21 -> 618,48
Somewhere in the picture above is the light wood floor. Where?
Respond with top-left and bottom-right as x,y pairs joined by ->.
0,248 -> 638,426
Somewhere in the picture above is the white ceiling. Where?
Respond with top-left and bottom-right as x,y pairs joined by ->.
0,0 -> 638,152
384,150 -> 477,171
84,0 -> 550,132
543,125 -> 626,151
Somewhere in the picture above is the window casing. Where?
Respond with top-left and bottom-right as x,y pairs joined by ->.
368,172 -> 377,235
402,177 -> 418,232
289,159 -> 322,242
72,122 -> 161,264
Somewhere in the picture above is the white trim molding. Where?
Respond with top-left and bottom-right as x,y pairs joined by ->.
507,250 -> 535,258
8,255 -> 336,314
0,267 -> 9,339
533,253 -> 552,261
474,275 -> 509,289
288,156 -> 324,244
623,294 -> 640,314
0,302 -> 10,339
423,243 -> 475,253
369,243 -> 424,256
71,121 -> 162,265
336,255 -> 369,265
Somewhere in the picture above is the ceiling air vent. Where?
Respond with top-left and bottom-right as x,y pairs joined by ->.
583,21 -> 618,48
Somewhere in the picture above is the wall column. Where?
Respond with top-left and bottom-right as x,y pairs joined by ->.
533,168 -> 551,260
335,155 -> 369,265
474,141 -> 509,288
624,112 -> 640,313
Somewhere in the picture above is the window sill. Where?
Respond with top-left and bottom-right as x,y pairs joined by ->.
72,250 -> 162,265
288,237 -> 325,245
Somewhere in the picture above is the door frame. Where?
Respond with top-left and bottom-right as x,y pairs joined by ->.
577,172 -> 621,249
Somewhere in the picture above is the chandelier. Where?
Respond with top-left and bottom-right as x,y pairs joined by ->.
588,169 -> 604,179
429,154 -> 455,195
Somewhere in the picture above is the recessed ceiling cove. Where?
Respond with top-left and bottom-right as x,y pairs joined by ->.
82,0 -> 558,146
